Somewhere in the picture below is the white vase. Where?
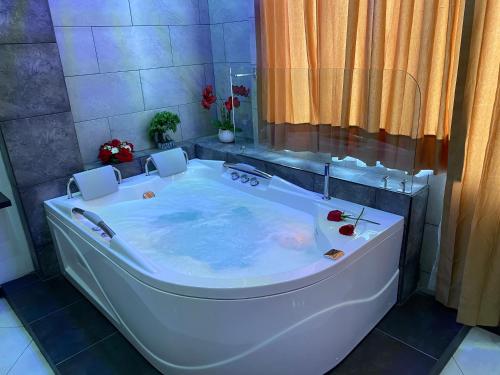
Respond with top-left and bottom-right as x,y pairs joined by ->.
218,129 -> 235,143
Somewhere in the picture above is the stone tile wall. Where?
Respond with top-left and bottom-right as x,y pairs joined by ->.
48,0 -> 218,165
0,0 -> 84,277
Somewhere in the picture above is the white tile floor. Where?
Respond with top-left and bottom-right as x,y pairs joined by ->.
0,298 -> 53,375
441,327 -> 500,375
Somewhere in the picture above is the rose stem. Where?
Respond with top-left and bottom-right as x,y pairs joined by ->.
344,216 -> 380,225
354,207 -> 365,229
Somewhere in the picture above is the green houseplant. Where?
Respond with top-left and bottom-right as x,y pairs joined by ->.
149,111 -> 180,149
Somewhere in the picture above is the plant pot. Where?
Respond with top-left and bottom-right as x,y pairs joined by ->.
157,140 -> 176,150
155,132 -> 176,150
218,129 -> 235,143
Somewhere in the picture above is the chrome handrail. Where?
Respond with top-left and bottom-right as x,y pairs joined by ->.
145,157 -> 154,176
67,167 -> 122,199
67,177 -> 76,199
72,207 -> 116,238
223,162 -> 272,180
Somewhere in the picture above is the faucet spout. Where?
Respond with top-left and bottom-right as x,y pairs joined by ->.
322,163 -> 331,200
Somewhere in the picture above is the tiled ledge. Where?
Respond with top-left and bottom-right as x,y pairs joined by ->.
194,136 -> 428,196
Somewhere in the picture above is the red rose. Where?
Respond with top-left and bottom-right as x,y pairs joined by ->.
327,210 -> 344,222
98,148 -> 112,163
201,85 -> 216,110
116,148 -> 133,163
339,224 -> 355,236
201,98 -> 211,109
110,139 -> 121,147
202,85 -> 213,97
232,85 -> 250,97
224,96 -> 240,111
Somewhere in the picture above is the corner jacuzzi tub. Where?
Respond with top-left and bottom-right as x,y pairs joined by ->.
45,159 -> 404,374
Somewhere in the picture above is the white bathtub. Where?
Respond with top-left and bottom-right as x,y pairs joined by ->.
44,159 -> 404,374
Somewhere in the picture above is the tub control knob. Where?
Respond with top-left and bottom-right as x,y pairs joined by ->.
231,171 -> 240,180
240,174 -> 250,183
250,177 -> 259,186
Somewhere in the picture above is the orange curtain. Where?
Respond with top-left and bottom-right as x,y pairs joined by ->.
436,0 -> 500,326
258,0 -> 464,172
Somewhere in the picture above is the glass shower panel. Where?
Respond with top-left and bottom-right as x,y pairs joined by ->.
256,68 -> 426,194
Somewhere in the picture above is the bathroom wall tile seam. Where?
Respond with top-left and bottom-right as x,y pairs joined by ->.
61,62 -> 214,77
54,23 -> 212,28
72,100 -> 205,124
89,27 -> 101,73
0,110 -> 71,125
138,72 -> 147,111
0,41 -> 56,46
126,0 -> 134,25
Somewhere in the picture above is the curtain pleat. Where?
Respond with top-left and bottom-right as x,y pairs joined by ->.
436,0 -> 500,326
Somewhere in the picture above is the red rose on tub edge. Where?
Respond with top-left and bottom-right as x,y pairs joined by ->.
327,210 -> 344,222
339,224 -> 355,236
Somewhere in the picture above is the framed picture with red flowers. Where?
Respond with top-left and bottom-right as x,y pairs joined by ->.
98,139 -> 134,164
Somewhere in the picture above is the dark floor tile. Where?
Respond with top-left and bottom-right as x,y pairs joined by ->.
30,299 -> 117,364
3,275 -> 82,323
329,329 -> 436,375
57,332 -> 160,375
1,272 -> 41,292
376,292 -> 463,359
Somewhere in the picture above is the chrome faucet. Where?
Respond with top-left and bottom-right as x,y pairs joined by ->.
322,163 -> 331,200
382,175 -> 389,189
400,179 -> 408,193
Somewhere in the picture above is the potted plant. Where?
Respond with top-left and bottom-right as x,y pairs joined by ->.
98,139 -> 134,164
149,111 -> 180,149
200,84 -> 249,143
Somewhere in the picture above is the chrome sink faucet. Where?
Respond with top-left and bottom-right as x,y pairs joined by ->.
323,163 -> 331,200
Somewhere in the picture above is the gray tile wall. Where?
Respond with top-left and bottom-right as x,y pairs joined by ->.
48,0 -> 219,164
418,173 -> 446,292
0,0 -> 84,277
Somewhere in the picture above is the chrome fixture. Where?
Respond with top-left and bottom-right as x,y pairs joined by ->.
250,177 -> 259,186
400,179 -> 408,193
240,174 -> 250,183
67,167 -> 122,199
231,171 -> 240,180
382,175 -> 389,189
322,163 -> 331,200
240,145 -> 246,154
145,157 -> 154,176
72,207 -> 115,238
223,162 -> 272,180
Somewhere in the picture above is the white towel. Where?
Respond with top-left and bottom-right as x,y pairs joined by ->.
73,166 -> 119,201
